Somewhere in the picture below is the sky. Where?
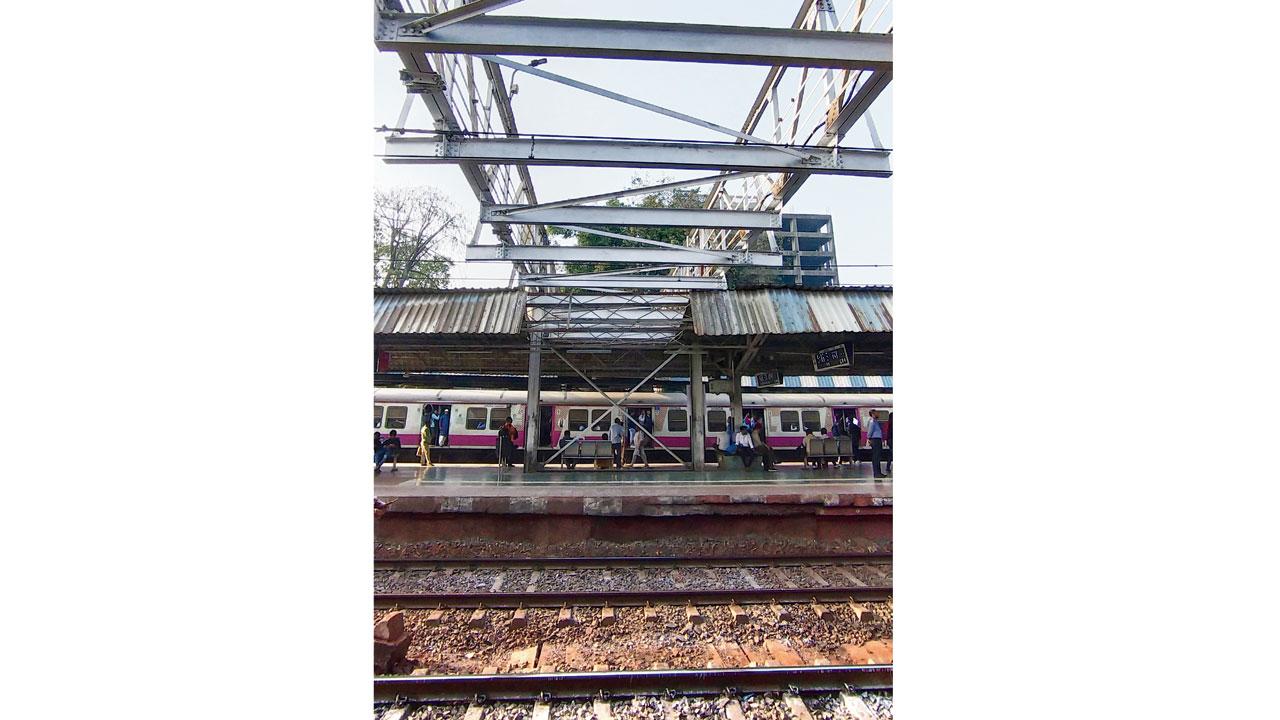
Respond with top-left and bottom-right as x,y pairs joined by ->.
373,0 -> 893,287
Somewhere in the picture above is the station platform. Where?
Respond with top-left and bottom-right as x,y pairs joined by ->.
374,463 -> 892,517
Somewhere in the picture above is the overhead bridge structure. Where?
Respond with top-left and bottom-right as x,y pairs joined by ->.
374,0 -> 892,470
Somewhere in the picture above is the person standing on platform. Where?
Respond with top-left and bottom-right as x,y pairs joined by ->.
849,413 -> 861,465
734,424 -> 757,468
884,412 -> 893,474
868,410 -> 886,478
497,416 -> 518,468
609,418 -> 625,468
505,416 -> 519,467
624,418 -> 636,465
417,422 -> 432,467
629,425 -> 647,468
642,411 -> 655,467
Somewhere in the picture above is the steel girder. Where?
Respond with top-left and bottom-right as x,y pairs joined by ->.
382,135 -> 892,176
520,275 -> 726,291
376,14 -> 892,70
481,204 -> 780,230
466,244 -> 783,267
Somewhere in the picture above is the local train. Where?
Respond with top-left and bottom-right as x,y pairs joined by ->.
374,388 -> 893,462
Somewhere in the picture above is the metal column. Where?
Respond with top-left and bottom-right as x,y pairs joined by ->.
524,332 -> 542,472
690,346 -> 706,471
728,357 -> 744,433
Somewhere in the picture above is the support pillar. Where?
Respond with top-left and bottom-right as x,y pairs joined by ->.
728,356 -> 744,434
524,333 -> 542,472
690,345 -> 707,471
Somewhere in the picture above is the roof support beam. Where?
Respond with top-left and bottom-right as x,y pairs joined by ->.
466,244 -> 783,267
383,135 -> 892,176
476,55 -> 808,159
375,14 -> 892,70
509,171 -> 765,215
400,0 -> 525,33
521,275 -> 726,291
482,204 -> 780,230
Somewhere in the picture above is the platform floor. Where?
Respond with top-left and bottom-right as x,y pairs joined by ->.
375,463 -> 891,495
374,463 -> 891,516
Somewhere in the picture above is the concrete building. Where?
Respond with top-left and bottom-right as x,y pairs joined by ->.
774,213 -> 839,287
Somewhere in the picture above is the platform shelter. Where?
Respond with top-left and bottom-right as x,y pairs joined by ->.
374,285 -> 891,471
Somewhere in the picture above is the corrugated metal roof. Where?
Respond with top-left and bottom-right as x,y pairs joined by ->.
690,287 -> 892,335
374,289 -> 526,335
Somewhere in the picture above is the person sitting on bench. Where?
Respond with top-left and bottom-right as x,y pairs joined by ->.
734,424 -> 757,468
558,429 -> 578,470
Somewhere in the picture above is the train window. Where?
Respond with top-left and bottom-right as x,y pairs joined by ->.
707,410 -> 727,433
466,407 -> 488,430
488,406 -> 511,430
802,410 -> 821,432
384,405 -> 408,430
667,409 -> 688,432
590,409 -> 610,432
374,405 -> 383,429
779,410 -> 801,432
567,409 -> 589,431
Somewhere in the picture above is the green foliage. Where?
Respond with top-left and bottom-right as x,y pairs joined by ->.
374,186 -> 461,289
553,179 -> 707,275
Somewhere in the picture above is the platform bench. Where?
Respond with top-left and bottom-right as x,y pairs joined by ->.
805,437 -> 855,463
556,439 -> 617,469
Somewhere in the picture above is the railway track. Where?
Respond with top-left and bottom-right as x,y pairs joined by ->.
374,664 -> 892,702
374,552 -> 892,569
375,554 -> 893,608
375,554 -> 895,710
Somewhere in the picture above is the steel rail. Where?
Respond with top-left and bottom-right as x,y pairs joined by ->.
374,664 -> 893,701
374,585 -> 891,609
374,552 -> 892,569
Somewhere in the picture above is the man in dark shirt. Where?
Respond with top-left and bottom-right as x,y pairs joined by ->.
375,430 -> 401,473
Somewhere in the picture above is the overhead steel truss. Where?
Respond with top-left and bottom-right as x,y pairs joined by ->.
376,0 -> 891,355
376,13 -> 891,69
466,244 -> 782,267
481,204 -> 781,230
382,133 -> 891,176
691,0 -> 894,267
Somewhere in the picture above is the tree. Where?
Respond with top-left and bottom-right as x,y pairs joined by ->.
374,187 -> 464,289
551,176 -> 782,289
553,178 -> 707,275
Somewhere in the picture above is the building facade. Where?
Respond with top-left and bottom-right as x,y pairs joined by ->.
774,213 -> 838,287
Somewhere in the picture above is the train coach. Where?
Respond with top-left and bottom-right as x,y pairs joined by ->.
374,388 -> 892,464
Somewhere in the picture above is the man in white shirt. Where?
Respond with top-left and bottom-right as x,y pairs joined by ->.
734,424 -> 757,468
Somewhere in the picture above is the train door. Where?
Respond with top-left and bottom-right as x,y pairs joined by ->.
745,405 -> 766,441
422,404 -> 450,446
539,405 -> 554,447
832,407 -> 859,443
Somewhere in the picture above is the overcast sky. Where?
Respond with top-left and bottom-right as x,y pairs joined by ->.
373,0 -> 893,286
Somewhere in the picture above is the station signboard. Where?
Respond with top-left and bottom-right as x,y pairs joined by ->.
813,342 -> 852,372
754,369 -> 783,387
708,379 -> 732,394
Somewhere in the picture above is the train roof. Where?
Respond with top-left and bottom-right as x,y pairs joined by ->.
373,387 -> 892,407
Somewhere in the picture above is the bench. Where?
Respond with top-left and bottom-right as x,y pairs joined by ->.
555,439 -> 617,469
805,437 -> 855,465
